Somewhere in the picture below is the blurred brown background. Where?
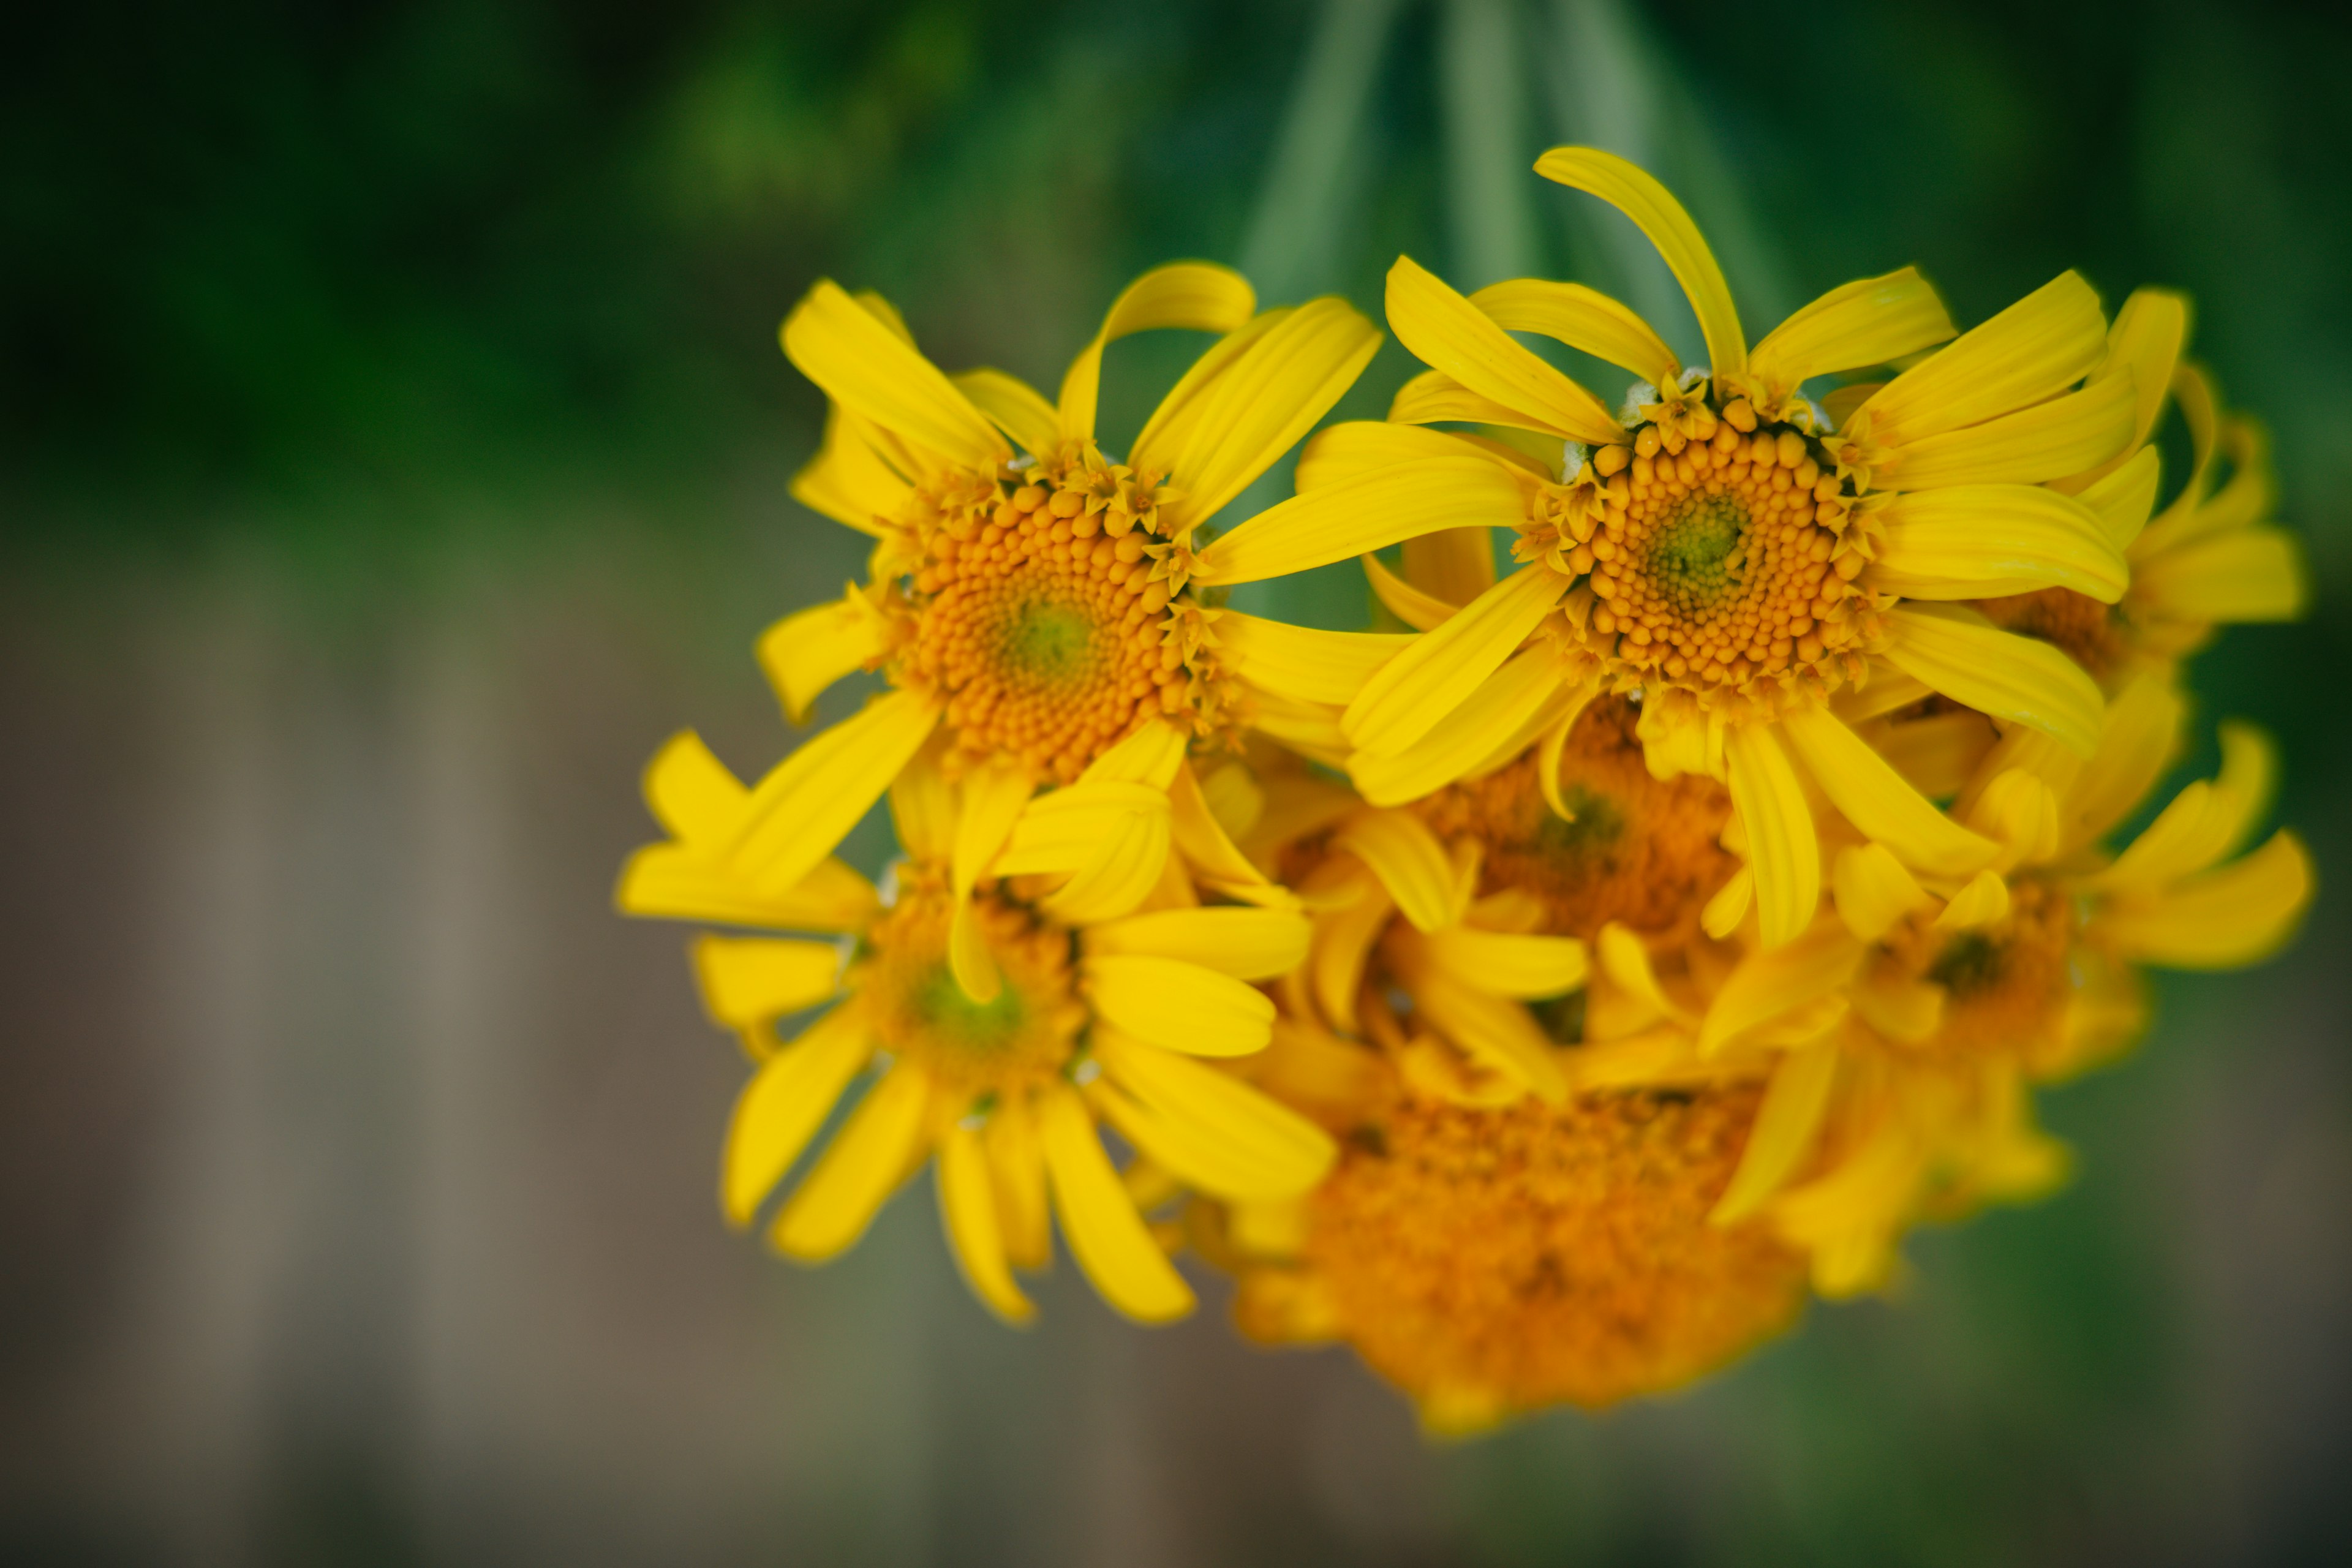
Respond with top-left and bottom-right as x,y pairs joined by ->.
5,1 -> 2349,1562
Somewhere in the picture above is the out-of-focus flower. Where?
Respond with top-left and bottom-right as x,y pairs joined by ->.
618,733 -> 1332,1324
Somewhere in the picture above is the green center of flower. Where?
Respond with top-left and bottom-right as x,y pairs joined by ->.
912,961 -> 1029,1052
1534,784 -> 1627,862
1000,598 -> 1100,687
1643,496 -> 1747,617
1929,932 -> 2003,995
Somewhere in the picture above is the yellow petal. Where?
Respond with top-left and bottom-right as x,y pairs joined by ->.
1349,651 -> 1580,807
729,690 -> 943,894
1243,689 -> 1353,769
1469,276 -> 1681,388
2132,527 -> 2308,624
1167,761 -> 1289,904
770,1061 -> 931,1262
2078,445 -> 2162,550
1532,146 -> 1746,379
790,405 -> 912,533
1422,925 -> 1588,998
1779,707 -> 1999,879
952,368 -> 1060,459
2096,724 -> 2275,892
1710,1037 -> 1841,1225
937,1122 -> 1035,1323
2065,671 -> 2182,851
1724,721 -> 1820,949
1093,1032 -> 1336,1199
693,934 -> 844,1028
1384,254 -> 1623,445
1871,484 -> 2127,603
1058,262 -> 1257,445
1296,419 -> 1490,491
1196,455 -> 1528,587
1869,709 -> 1998,801
1036,1084 -> 1194,1322
1854,271 -> 2106,447
1084,954 -> 1275,1057
1333,809 -> 1465,931
1595,922 -> 1680,1027
1344,563 -> 1567,756
1309,871 -> 1392,1033
722,1003 -> 873,1224
1217,611 -> 1415,707
1038,807 -> 1173,926
1702,865 -> 1752,940
1087,906 -> 1310,979
1404,527 -> 1499,606
985,1095 -> 1051,1270
1410,972 -> 1569,1103
993,780 -> 1170,875
1883,604 -> 2103,757
2095,830 -> 2313,970
1748,267 -> 1954,394
1142,296 -> 1382,533
1934,868 -> 2012,930
1699,921 -> 1864,1057
758,596 -> 888,726
617,842 -> 877,931
1966,768 -> 2062,869
1879,370 -> 2137,491
2054,287 -> 2188,494
642,729 -> 750,845
780,279 -> 1006,472
1386,369 -> 1560,434
1831,842 -> 1931,943
1363,549 -> 1461,631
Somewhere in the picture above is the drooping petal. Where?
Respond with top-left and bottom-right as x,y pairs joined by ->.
1882,604 -> 2103,757
769,1061 -> 932,1261
1217,612 -> 1415,707
1363,550 -> 1461,631
1532,146 -> 1747,378
1878,371 -> 2137,490
1869,484 -> 2127,603
952,368 -> 1061,459
2132,527 -> 2308,624
1348,650 -> 1577,807
1092,1032 -> 1335,1200
1778,707 -> 2000,879
1853,271 -> 2106,447
1036,1084 -> 1194,1322
728,690 -> 943,894
2064,671 -> 2182,852
692,935 -> 845,1028
758,596 -> 889,725
2053,286 -> 2188,494
1086,906 -> 1310,979
2095,831 -> 2313,970
1197,456 -> 1528,586
1387,369 -> 1560,434
1343,563 -> 1567,757
1698,920 -> 1864,1057
781,279 -> 1007,472
1724,722 -> 1820,949
722,1003 -> 873,1224
1420,925 -> 1589,998
617,845 -> 880,931
985,1095 -> 1052,1270
1055,262 -> 1257,444
790,405 -> 913,533
2076,445 -> 2162,550
1083,954 -> 1276,1057
1748,267 -> 1955,394
937,1121 -> 1036,1323
1142,296 -> 1382,533
1470,276 -> 1681,389
1709,1037 -> 1841,1224
1410,972 -> 1569,1103
1384,254 -> 1623,445
1830,843 -> 1931,944
1295,419 -> 1492,490
1332,809 -> 1465,932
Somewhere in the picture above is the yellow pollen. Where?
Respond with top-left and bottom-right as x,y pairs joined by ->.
897,445 -> 1226,782
1560,409 -> 1874,705
1277,1081 -> 1806,1419
1414,699 -> 1736,940
861,867 -> 1084,1107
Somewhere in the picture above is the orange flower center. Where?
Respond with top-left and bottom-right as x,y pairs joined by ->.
1553,402 -> 1880,709
861,869 -> 1083,1108
1877,879 -> 2077,1066
1270,1081 -> 1805,1426
1977,586 -> 2127,680
896,447 -> 1227,783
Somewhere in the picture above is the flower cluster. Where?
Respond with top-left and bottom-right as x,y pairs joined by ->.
619,148 -> 2311,1431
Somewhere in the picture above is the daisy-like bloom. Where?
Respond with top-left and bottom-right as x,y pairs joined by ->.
1578,669 -> 2315,1295
616,729 -> 1336,1324
734,263 -> 1381,987
1191,147 -> 2146,952
1977,287 -> 2309,682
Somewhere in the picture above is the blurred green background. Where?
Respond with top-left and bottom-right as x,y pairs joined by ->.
4,1 -> 2348,1563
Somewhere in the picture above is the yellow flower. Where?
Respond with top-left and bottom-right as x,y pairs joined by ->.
1211,1038 -> 1807,1436
1192,148 -> 2141,954
1978,287 -> 2309,677
616,731 -> 1335,1324
733,265 -> 1381,959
